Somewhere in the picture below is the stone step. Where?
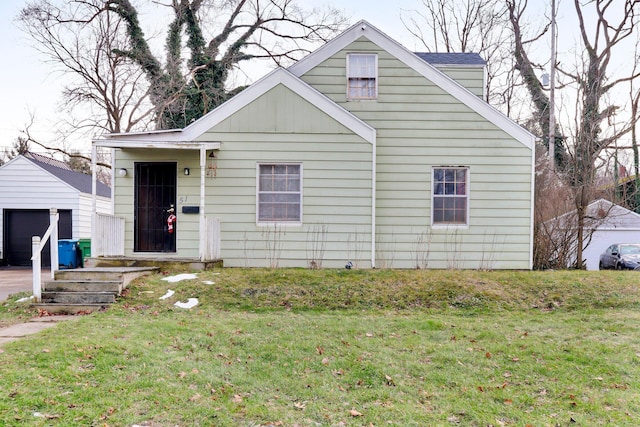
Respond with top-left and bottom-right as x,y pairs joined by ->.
41,291 -> 116,305
54,267 -> 158,289
43,280 -> 122,294
32,303 -> 109,315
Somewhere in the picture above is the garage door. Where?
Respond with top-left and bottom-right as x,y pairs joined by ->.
3,209 -> 72,266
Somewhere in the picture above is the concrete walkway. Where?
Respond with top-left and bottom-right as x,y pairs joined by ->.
0,267 -> 75,347
0,266 -> 50,302
0,315 -> 79,347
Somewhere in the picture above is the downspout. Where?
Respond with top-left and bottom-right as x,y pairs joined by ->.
371,135 -> 377,268
199,148 -> 206,261
529,140 -> 536,270
110,148 -> 116,214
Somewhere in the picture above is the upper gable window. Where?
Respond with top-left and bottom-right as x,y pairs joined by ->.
347,53 -> 378,100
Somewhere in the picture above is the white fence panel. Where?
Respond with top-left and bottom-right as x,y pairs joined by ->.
204,216 -> 221,260
95,214 -> 125,256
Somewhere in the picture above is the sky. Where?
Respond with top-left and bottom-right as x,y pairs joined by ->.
0,1 -> 635,159
0,0 -> 416,155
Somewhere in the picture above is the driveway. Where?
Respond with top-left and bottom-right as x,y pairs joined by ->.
0,267 -> 50,302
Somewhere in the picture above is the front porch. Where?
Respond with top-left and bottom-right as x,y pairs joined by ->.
84,256 -> 223,271
90,213 -> 222,268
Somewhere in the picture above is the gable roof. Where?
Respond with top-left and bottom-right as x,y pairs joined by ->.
415,52 -> 486,66
546,199 -> 640,230
288,20 -> 535,149
23,153 -> 111,198
96,68 -> 376,146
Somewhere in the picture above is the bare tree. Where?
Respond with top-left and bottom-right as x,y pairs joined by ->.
403,0 -> 517,109
511,0 -> 640,268
0,137 -> 31,166
18,0 -> 154,135
18,0 -> 347,164
101,0 -> 347,129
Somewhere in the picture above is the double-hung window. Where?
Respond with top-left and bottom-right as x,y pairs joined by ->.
432,167 -> 469,226
257,164 -> 302,223
347,53 -> 377,100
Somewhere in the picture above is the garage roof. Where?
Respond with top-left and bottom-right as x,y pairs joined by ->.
25,153 -> 111,198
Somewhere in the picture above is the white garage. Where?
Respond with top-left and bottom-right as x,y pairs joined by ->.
571,199 -> 640,270
0,153 -> 111,266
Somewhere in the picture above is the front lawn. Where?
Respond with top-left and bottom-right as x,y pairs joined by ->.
1,268 -> 639,426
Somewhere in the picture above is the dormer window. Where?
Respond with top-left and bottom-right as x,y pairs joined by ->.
347,53 -> 377,100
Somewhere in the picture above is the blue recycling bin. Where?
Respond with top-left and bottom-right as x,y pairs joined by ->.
58,239 -> 80,269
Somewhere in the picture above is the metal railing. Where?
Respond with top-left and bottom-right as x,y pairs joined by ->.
31,208 -> 59,302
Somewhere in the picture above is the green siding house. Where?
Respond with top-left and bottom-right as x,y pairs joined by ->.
92,20 -> 535,269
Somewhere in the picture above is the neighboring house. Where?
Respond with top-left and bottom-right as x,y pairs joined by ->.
0,153 -> 111,266
92,20 -> 535,269
547,199 -> 640,270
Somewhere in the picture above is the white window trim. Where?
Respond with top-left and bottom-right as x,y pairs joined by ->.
256,162 -> 303,226
431,166 -> 470,228
346,53 -> 378,101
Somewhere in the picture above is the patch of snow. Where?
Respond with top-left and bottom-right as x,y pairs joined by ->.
161,273 -> 198,283
174,298 -> 199,309
16,295 -> 35,303
159,289 -> 175,300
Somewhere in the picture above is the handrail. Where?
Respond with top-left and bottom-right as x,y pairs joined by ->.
30,208 -> 59,302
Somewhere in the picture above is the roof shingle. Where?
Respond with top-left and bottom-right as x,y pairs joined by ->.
25,153 -> 111,198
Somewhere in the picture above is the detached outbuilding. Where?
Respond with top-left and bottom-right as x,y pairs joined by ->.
0,153 -> 111,266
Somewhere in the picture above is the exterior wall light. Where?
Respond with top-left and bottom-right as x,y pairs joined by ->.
118,168 -> 128,177
184,168 -> 190,176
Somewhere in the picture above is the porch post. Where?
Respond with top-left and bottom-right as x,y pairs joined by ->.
91,144 -> 97,258
199,148 -> 206,261
50,208 -> 58,278
32,237 -> 41,302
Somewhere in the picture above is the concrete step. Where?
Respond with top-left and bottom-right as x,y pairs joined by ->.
54,267 -> 158,289
85,257 -> 223,271
43,280 -> 122,294
41,291 -> 116,304
32,303 -> 109,315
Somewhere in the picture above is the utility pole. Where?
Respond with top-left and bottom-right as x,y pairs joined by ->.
549,0 -> 557,169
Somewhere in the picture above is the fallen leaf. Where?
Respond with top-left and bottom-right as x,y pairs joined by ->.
350,409 -> 363,417
385,374 -> 395,386
322,357 -> 330,365
485,352 -> 492,358
232,394 -> 243,403
189,393 -> 202,402
365,333 -> 374,337
294,402 -> 306,410
316,346 -> 324,355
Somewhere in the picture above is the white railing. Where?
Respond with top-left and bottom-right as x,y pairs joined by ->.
203,216 -> 221,260
31,208 -> 59,302
94,213 -> 125,257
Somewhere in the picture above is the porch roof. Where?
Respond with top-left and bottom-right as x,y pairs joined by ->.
93,136 -> 220,151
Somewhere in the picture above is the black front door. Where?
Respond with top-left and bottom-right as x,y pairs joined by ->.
134,162 -> 177,252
